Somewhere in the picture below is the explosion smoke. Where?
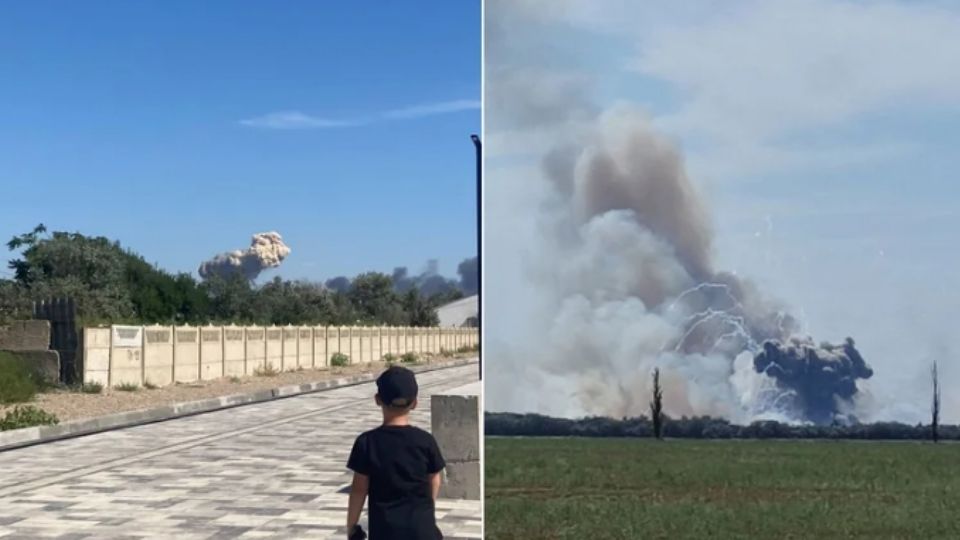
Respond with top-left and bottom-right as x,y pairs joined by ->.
489,102 -> 872,424
754,337 -> 873,424
198,232 -> 291,281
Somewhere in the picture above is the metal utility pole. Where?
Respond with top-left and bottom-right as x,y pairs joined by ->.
471,134 -> 481,380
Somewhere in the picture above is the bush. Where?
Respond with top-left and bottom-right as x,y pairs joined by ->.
254,364 -> 279,377
0,405 -> 59,431
115,382 -> 139,392
456,344 -> 479,353
0,351 -> 38,405
331,352 -> 349,367
81,382 -> 103,394
143,380 -> 158,390
400,352 -> 418,364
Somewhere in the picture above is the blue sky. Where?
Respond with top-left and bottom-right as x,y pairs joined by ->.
0,1 -> 480,282
485,0 -> 960,421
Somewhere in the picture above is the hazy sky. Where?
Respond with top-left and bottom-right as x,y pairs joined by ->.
0,1 -> 480,283
486,0 -> 960,421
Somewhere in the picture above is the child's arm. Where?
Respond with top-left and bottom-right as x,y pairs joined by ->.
429,471 -> 442,500
346,472 -> 369,532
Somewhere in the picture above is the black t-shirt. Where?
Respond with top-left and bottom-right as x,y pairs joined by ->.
347,425 -> 446,540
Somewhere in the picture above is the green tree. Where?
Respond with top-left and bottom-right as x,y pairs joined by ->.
348,272 -> 404,325
650,368 -> 664,440
404,289 -> 439,327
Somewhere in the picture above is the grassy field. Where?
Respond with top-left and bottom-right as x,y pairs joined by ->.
485,437 -> 960,539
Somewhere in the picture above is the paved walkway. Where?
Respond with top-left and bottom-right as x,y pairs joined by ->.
0,363 -> 481,539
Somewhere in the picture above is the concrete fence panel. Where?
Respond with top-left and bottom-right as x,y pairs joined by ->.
338,326 -> 352,362
245,326 -> 266,375
313,326 -> 329,368
82,327 -> 111,386
349,327 -> 362,363
110,325 -> 143,387
143,326 -> 174,386
173,326 -> 200,383
371,327 -> 382,361
326,326 -> 340,360
298,327 -> 313,369
83,323 -> 455,387
265,327 -> 283,371
223,326 -> 245,377
281,326 -> 298,371
200,326 -> 223,381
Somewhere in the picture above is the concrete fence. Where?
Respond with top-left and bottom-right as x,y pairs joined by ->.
82,325 -> 479,388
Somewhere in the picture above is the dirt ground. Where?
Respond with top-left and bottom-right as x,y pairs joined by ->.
2,354 -> 474,423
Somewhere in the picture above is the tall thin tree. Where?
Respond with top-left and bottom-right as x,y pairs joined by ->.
932,360 -> 941,444
650,368 -> 664,440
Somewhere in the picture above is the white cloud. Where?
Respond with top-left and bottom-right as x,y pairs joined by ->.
240,99 -> 478,130
487,0 -> 960,179
635,1 -> 960,137
238,111 -> 363,129
383,99 -> 480,119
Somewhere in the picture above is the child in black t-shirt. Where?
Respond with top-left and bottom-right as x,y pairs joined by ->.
346,366 -> 446,540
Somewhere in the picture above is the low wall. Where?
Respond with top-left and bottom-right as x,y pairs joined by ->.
81,325 -> 477,388
431,381 -> 481,499
0,320 -> 50,351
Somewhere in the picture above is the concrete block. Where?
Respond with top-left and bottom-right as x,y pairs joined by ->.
431,381 -> 480,500
2,350 -> 60,383
0,320 -> 50,351
440,461 -> 480,500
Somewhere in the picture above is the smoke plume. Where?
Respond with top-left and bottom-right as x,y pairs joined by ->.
323,256 -> 477,297
488,102 -> 872,424
457,256 -> 479,296
198,232 -> 291,281
754,337 -> 874,424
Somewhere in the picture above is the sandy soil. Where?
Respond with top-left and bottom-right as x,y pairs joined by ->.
1,354 -> 474,423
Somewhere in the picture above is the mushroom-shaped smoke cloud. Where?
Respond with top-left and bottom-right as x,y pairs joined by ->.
198,232 -> 291,281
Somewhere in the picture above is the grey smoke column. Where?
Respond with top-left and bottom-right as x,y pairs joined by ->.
754,337 -> 874,424
198,232 -> 291,281
457,256 -> 478,296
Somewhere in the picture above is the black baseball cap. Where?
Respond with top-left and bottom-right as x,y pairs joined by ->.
376,366 -> 418,408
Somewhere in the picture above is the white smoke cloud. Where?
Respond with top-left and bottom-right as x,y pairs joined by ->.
198,232 -> 291,281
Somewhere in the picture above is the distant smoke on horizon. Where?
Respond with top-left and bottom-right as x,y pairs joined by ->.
323,256 -> 478,297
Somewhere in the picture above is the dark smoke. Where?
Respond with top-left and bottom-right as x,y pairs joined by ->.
754,337 -> 874,424
324,257 -> 476,296
324,276 -> 351,293
457,256 -> 478,295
